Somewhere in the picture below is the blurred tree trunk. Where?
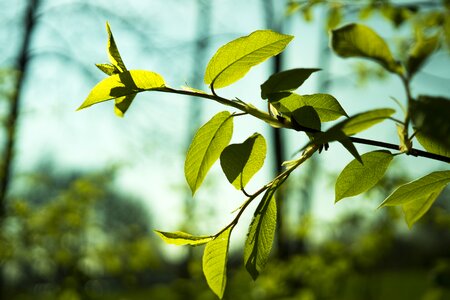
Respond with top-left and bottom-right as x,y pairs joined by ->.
0,0 -> 40,296
262,0 -> 290,260
180,0 -> 212,278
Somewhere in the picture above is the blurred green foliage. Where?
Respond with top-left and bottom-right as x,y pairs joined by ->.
0,165 -> 163,299
0,165 -> 449,299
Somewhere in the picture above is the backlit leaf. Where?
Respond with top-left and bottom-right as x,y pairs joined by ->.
114,95 -> 136,117
407,35 -> 439,77
96,63 -> 119,76
244,183 -> 278,280
415,132 -> 450,158
274,93 -> 348,122
205,30 -> 293,89
185,111 -> 234,195
335,150 -> 393,202
331,23 -> 402,74
411,95 -> 450,152
379,170 -> 450,207
78,70 -> 166,110
260,68 -> 320,99
402,190 -> 442,228
154,230 -> 213,246
220,133 -> 266,190
203,227 -> 233,299
341,108 -> 396,136
106,22 -> 126,73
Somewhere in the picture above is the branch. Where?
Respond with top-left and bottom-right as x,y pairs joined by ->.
350,136 -> 450,163
160,88 -> 449,164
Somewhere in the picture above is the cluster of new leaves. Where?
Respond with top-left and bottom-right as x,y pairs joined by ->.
78,22 -> 449,298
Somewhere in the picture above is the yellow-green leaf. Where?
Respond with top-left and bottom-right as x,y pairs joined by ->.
154,230 -> 213,246
331,23 -> 402,74
203,227 -> 233,299
402,191 -> 441,228
220,133 -> 266,190
114,95 -> 136,117
205,30 -> 293,89
244,184 -> 277,280
379,170 -> 450,210
341,108 -> 396,136
106,22 -> 127,73
78,70 -> 166,110
96,63 -> 119,76
335,150 -> 393,202
185,111 -> 233,195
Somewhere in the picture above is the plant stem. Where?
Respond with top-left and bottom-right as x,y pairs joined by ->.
157,88 -> 449,163
350,136 -> 449,163
213,145 -> 318,238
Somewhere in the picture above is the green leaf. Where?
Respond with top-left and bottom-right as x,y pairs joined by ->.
106,22 -> 127,73
327,5 -> 342,30
402,190 -> 442,228
275,93 -> 348,122
415,132 -> 450,158
185,111 -> 234,195
304,108 -> 395,161
114,95 -> 136,117
244,185 -> 278,280
411,95 -> 450,152
203,227 -> 233,299
341,108 -> 396,136
220,133 -> 266,190
335,150 -> 394,202
205,30 -> 293,89
379,170 -> 450,207
78,70 -> 166,110
291,106 -> 321,132
336,133 -> 362,163
260,68 -> 320,99
154,230 -> 213,246
331,23 -> 402,74
407,35 -> 439,77
96,63 -> 119,76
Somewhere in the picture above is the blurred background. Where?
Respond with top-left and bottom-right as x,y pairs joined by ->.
1,0 -> 449,299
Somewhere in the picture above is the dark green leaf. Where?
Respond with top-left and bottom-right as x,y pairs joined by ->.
407,35 -> 439,77
260,68 -> 320,99
335,150 -> 394,202
203,227 -> 233,299
220,133 -> 266,190
331,23 -> 402,74
415,132 -> 450,158
244,184 -> 278,280
411,95 -> 450,152
185,111 -> 234,195
273,93 -> 348,122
